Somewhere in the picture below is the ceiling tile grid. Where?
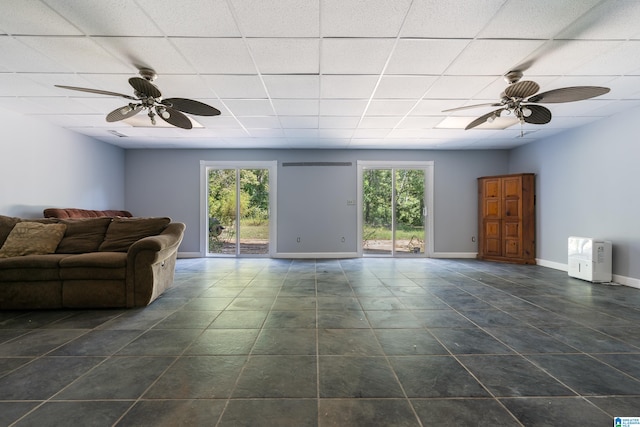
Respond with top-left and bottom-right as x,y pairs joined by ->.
0,0 -> 639,149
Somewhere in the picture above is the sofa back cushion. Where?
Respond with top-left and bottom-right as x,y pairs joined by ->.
0,222 -> 67,258
56,217 -> 113,253
99,217 -> 171,252
0,215 -> 21,248
44,208 -> 133,219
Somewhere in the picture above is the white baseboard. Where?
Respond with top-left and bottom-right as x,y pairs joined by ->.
431,252 -> 477,259
274,252 -> 359,259
612,274 -> 640,290
178,252 -> 203,258
536,258 -> 640,290
536,258 -> 568,271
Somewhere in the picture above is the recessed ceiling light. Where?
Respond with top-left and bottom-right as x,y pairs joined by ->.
435,116 -> 519,130
123,115 -> 204,128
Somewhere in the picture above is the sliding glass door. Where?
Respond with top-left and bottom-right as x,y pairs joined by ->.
359,162 -> 433,257
203,162 -> 276,257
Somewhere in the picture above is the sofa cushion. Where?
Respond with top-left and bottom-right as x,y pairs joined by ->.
0,222 -> 67,258
99,217 -> 171,252
0,254 -> 68,281
0,215 -> 21,248
44,208 -> 133,219
56,217 -> 112,254
59,252 -> 127,280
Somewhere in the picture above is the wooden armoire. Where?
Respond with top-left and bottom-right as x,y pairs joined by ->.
477,173 -> 536,264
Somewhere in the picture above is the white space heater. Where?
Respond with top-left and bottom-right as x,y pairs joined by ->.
568,236 -> 612,283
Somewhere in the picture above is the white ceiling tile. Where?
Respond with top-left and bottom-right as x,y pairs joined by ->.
238,117 -> 281,128
358,116 -> 402,128
272,99 -> 319,116
556,0 -> 640,39
352,128 -> 390,138
321,0 -> 412,37
322,39 -> 395,74
150,75 -> 218,99
19,36 -> 131,73
284,128 -> 318,137
366,99 -> 416,116
247,129 -> 285,137
196,116 -> 244,128
401,0 -> 506,38
446,40 -> 545,76
385,39 -> 470,75
319,100 -> 368,116
604,76 -> 640,98
279,116 -> 318,128
0,0 -> 82,35
0,37 -> 70,72
373,76 -> 438,99
229,0 -> 319,37
0,73 -> 60,96
92,37 -> 196,74
397,116 -> 446,129
549,99 -> 614,116
248,39 -> 319,74
410,99 -> 476,116
202,75 -> 267,99
317,129 -> 353,138
479,0 -> 602,39
318,116 -> 361,128
572,41 -> 640,76
320,75 -> 378,99
171,38 -> 257,74
135,0 -> 240,36
525,40 -> 621,75
425,76 -> 497,98
263,75 -> 320,98
44,0 -> 163,36
224,99 -> 275,116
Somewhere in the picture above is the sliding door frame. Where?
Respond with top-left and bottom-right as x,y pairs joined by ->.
357,160 -> 434,257
199,160 -> 277,257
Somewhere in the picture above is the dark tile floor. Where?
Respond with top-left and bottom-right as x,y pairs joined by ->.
1,258 -> 640,426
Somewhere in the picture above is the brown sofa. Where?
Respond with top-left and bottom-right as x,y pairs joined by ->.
44,207 -> 133,219
0,215 -> 185,309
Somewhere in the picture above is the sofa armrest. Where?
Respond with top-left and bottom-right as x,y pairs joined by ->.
125,222 -> 186,307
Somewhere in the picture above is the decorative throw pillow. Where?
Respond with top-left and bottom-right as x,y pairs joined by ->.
0,222 -> 67,258
99,217 -> 171,252
0,215 -> 22,247
55,217 -> 113,253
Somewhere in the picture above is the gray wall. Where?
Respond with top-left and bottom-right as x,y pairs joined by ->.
124,148 -> 509,255
0,110 -> 125,218
509,106 -> 640,280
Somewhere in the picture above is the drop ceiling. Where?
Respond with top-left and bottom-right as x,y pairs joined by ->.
1,0 -> 640,149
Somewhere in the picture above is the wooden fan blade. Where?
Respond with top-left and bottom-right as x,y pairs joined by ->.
442,102 -> 502,113
523,105 -> 552,125
106,104 -> 142,122
55,85 -> 137,100
129,77 -> 162,98
156,106 -> 192,129
465,108 -> 505,130
162,98 -> 221,116
504,80 -> 540,99
527,86 -> 610,103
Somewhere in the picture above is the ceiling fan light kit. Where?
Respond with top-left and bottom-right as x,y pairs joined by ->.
443,70 -> 610,131
55,67 -> 221,130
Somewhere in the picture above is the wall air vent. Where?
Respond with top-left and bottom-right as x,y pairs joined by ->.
107,130 -> 128,138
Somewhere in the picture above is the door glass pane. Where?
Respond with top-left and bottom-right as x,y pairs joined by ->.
394,169 -> 425,257
239,169 -> 269,255
208,169 -> 237,255
362,168 -> 392,255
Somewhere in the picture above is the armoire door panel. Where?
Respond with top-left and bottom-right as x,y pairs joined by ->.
484,199 -> 500,217
503,177 -> 521,198
503,198 -> 520,218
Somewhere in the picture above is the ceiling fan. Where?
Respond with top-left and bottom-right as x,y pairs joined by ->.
55,67 -> 221,129
443,70 -> 610,131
